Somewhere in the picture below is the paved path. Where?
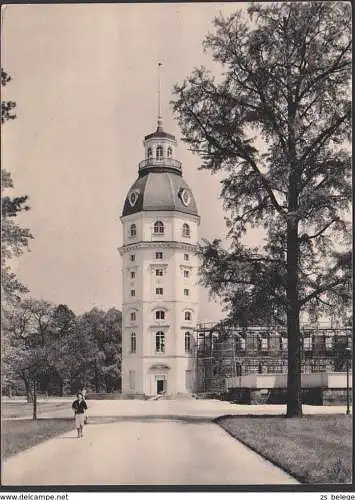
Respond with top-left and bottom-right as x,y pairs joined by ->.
4,398 -> 350,421
3,398 -> 349,486
2,419 -> 298,485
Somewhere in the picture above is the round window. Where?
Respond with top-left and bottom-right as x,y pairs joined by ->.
128,190 -> 140,207
180,189 -> 191,206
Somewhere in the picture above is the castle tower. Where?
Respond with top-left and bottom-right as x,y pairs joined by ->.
119,110 -> 200,396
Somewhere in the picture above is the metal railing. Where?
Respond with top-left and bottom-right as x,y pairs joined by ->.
138,158 -> 182,172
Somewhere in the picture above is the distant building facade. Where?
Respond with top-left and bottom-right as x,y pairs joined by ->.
194,323 -> 352,403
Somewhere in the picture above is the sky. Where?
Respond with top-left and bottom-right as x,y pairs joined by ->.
2,2 -> 260,323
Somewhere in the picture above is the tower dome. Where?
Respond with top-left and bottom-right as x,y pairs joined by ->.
122,121 -> 198,217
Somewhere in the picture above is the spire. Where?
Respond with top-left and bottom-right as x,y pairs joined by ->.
157,62 -> 163,131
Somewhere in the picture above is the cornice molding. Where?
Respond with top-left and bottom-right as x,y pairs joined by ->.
120,211 -> 201,224
119,241 -> 198,254
179,264 -> 194,270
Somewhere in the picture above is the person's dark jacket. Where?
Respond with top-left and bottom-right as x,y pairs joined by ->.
72,399 -> 87,414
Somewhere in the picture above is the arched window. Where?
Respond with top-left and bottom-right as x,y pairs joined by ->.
261,337 -> 269,351
156,331 -> 165,353
185,311 -> 192,321
236,337 -> 246,352
182,223 -> 190,238
130,224 -> 137,237
167,147 -> 172,158
147,147 -> 152,158
235,362 -> 242,377
304,360 -> 312,374
185,332 -> 192,353
325,336 -> 334,352
156,146 -> 163,159
130,332 -> 136,353
156,310 -> 165,320
154,221 -> 164,234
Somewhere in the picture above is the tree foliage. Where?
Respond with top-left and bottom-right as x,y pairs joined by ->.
172,2 -> 351,416
2,300 -> 122,400
1,69 -> 33,304
1,69 -> 16,123
77,307 -> 122,393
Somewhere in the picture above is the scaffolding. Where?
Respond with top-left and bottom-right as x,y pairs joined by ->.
193,323 -> 352,394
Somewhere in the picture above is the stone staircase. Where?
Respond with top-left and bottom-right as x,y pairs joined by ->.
153,393 -> 197,401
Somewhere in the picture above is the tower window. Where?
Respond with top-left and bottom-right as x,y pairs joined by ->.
184,289 -> 190,296
182,223 -> 190,238
130,290 -> 136,297
154,221 -> 164,234
131,271 -> 135,279
185,332 -> 192,353
130,312 -> 136,321
156,145 -> 163,159
156,310 -> 165,320
185,311 -> 192,321
155,252 -> 163,259
156,331 -> 165,353
129,370 -> 135,389
130,332 -> 136,353
130,224 -> 137,237
167,147 -> 172,158
130,254 -> 135,262
147,147 -> 152,158
184,253 -> 189,261
156,268 -> 164,276
184,270 -> 189,278
156,288 -> 163,295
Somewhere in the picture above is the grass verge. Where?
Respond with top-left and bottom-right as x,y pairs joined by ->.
2,418 -> 75,459
2,401 -> 69,419
216,414 -> 352,484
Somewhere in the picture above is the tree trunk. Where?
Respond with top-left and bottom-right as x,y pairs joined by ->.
286,214 -> 302,417
32,379 -> 37,420
59,378 -> 64,397
23,377 -> 32,403
94,360 -> 99,393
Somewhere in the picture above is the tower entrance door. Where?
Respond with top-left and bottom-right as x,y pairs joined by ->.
157,378 -> 168,394
150,364 -> 170,396
157,379 -> 165,394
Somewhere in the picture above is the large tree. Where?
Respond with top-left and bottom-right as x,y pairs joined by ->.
172,2 -> 351,417
1,69 -> 33,304
78,308 -> 122,393
2,299 -> 55,417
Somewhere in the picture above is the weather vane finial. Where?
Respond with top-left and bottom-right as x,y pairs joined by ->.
157,62 -> 163,130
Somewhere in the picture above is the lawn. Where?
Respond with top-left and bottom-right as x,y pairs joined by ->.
2,401 -> 69,419
216,414 -> 353,484
2,418 -> 75,459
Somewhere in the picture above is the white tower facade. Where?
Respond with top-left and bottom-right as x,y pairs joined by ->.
119,119 -> 200,396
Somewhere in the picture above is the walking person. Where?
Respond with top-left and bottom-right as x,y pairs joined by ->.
72,392 -> 87,438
